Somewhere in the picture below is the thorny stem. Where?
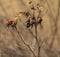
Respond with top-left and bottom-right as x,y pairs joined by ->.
19,18 -> 41,57
15,3 -> 46,57
20,18 -> 41,57
33,9 -> 40,57
19,7 -> 41,57
14,26 -> 37,57
35,20 -> 40,57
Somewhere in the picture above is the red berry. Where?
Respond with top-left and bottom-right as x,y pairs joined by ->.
7,20 -> 13,25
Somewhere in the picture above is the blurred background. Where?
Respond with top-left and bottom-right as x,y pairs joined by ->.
0,0 -> 60,57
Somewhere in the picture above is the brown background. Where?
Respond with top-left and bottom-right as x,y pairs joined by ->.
0,0 -> 60,57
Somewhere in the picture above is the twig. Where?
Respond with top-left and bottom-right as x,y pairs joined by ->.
14,27 -> 37,57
